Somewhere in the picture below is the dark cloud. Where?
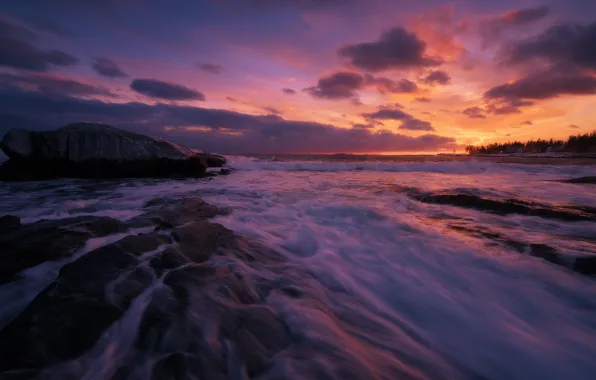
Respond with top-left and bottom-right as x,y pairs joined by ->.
422,70 -> 451,85
92,58 -> 128,78
484,70 -> 596,100
215,0 -> 358,11
500,6 -> 550,26
0,37 -> 77,71
0,18 -> 37,41
504,21 -> 596,70
352,123 -> 375,129
522,120 -> 533,125
481,7 -> 550,47
226,96 -> 238,102
414,97 -> 431,103
305,71 -> 364,99
0,87 -> 455,153
569,124 -> 580,128
338,27 -> 442,72
486,104 -> 521,115
28,17 -> 72,36
0,73 -> 115,97
399,118 -> 434,131
362,108 -> 410,120
365,74 -> 418,93
130,79 -> 206,101
197,62 -> 223,74
462,106 -> 486,119
282,88 -> 297,94
362,105 -> 435,131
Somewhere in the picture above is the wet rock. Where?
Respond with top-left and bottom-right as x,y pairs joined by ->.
1,123 -> 195,162
573,256 -> 596,275
150,353 -> 190,380
226,306 -> 291,376
0,156 -> 208,181
0,123 -> 226,180
529,244 -> 564,265
149,248 -> 190,277
0,216 -> 126,284
196,152 -> 227,168
172,221 -> 234,262
0,233 -> 168,373
396,186 -> 596,222
128,197 -> 222,229
0,215 -> 21,234
562,176 -> 596,184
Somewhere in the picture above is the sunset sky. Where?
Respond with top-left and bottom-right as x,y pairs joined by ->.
0,0 -> 595,154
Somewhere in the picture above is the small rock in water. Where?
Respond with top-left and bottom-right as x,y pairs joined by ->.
0,215 -> 21,234
562,176 -> 596,184
573,256 -> 596,275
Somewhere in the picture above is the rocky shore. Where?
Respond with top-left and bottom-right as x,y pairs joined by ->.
0,197 -> 293,379
390,185 -> 596,276
0,123 -> 227,181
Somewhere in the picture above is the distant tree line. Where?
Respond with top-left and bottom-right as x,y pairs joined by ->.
466,131 -> 596,155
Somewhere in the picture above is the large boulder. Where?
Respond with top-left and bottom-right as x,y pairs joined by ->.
0,123 -> 227,180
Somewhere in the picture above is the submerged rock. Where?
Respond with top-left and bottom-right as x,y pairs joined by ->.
0,123 -> 227,180
393,185 -> 596,222
573,256 -> 596,275
0,215 -> 126,284
0,215 -> 20,234
562,176 -> 596,184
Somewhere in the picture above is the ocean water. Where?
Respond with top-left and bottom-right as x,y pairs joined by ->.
2,155 -> 596,379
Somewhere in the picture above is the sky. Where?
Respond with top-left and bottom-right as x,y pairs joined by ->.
0,0 -> 595,154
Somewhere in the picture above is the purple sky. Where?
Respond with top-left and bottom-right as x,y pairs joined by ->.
0,0 -> 595,153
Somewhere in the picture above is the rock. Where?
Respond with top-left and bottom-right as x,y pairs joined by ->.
219,168 -> 233,175
529,244 -> 564,265
128,197 -> 222,229
171,221 -> 234,262
573,256 -> 596,275
0,123 -> 227,180
0,197 -> 292,378
563,176 -> 596,184
0,233 -> 168,373
392,186 -> 596,222
197,152 -> 227,168
0,216 -> 126,284
0,215 -> 21,234
0,129 -> 33,158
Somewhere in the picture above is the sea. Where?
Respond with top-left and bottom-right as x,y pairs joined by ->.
1,154 -> 596,380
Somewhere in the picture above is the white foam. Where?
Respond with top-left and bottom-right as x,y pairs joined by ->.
1,157 -> 596,379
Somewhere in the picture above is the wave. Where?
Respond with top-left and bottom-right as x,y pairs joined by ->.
225,155 -> 596,177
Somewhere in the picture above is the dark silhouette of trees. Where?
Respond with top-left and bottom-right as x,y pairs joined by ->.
466,131 -> 596,155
